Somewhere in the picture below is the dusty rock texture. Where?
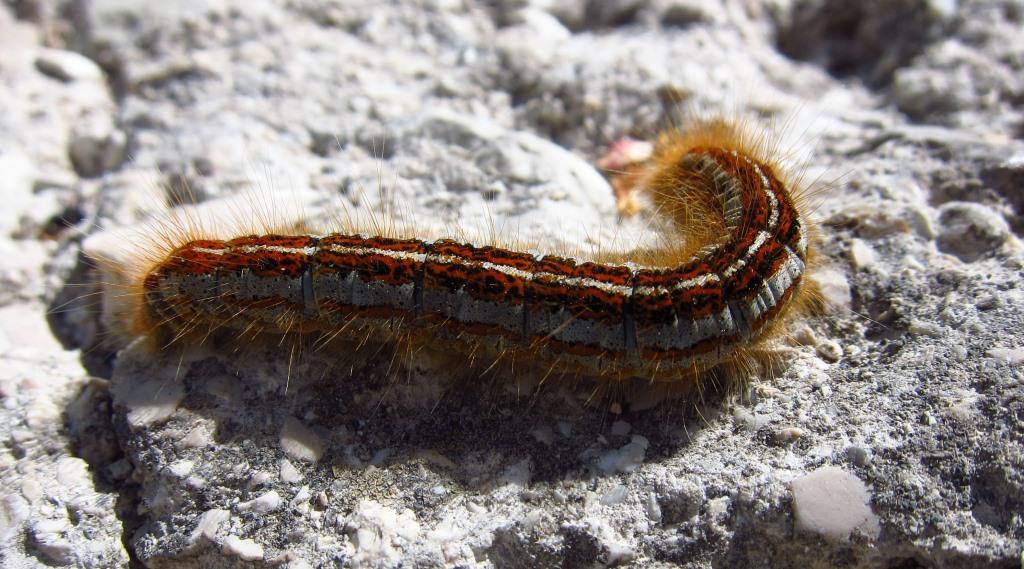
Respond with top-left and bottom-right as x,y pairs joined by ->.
2,0 -> 1022,567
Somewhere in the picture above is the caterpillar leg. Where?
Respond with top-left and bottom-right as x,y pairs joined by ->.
596,138 -> 654,217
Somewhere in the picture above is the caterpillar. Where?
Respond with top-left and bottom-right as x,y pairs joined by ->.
97,118 -> 815,386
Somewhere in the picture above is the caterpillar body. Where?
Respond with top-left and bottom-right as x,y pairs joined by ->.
112,119 -> 814,384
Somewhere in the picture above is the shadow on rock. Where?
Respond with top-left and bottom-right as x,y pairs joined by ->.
108,339 -> 732,503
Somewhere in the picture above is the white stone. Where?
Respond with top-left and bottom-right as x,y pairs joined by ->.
239,490 -> 282,514
596,436 -> 648,474
791,466 -> 880,541
121,378 -> 186,428
849,239 -> 877,269
29,518 -> 75,563
927,0 -> 958,18
495,9 -> 570,68
810,267 -> 852,310
937,202 -> 1012,262
350,500 -> 421,567
290,486 -> 311,509
988,347 -> 1024,365
179,425 -> 213,449
644,492 -> 662,522
816,340 -> 843,363
20,478 -> 43,504
775,427 -> 805,444
248,470 -> 274,487
0,493 -> 31,539
600,484 -> 629,506
222,535 -> 264,561
168,460 -> 195,477
187,509 -> 230,546
466,501 -> 486,515
54,457 -> 91,494
25,394 -> 61,430
35,49 -> 105,82
280,418 -> 325,463
280,459 -> 303,484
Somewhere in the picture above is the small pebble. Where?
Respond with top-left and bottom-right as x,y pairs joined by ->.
35,49 -> 104,82
280,418 -> 325,463
239,490 -> 282,514
816,340 -> 843,363
936,202 -> 1011,262
775,427 -> 805,444
188,509 -> 230,545
849,238 -> 877,269
280,459 -> 303,484
846,446 -> 871,467
791,466 -> 880,542
988,347 -> 1024,365
222,535 -> 264,561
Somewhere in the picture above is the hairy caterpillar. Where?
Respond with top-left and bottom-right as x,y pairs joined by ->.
95,118 -> 816,386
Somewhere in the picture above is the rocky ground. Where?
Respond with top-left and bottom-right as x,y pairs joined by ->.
2,0 -> 1023,567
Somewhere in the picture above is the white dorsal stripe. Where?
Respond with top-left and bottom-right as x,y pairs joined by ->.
188,224 -> 783,300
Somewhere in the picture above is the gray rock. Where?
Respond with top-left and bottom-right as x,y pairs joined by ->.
0,5 -> 129,567
68,111 -> 127,178
2,0 -> 1023,567
937,201 -> 1014,262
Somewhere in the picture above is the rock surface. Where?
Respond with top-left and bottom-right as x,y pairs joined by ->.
2,0 -> 1023,567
